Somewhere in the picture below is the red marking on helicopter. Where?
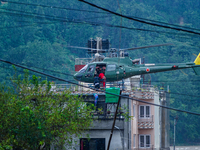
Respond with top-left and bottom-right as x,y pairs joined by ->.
146,68 -> 150,72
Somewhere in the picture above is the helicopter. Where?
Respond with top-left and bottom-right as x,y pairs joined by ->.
72,42 -> 200,83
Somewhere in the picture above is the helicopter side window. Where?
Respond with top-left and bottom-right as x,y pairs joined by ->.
107,64 -> 116,71
87,65 -> 94,73
79,65 -> 88,73
132,59 -> 140,65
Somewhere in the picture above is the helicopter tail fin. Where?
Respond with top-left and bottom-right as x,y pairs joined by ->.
193,53 -> 200,75
194,53 -> 200,65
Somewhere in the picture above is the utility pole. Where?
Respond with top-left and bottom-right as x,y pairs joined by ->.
107,90 -> 122,150
174,116 -> 178,150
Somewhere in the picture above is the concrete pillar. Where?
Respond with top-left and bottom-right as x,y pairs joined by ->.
160,92 -> 170,150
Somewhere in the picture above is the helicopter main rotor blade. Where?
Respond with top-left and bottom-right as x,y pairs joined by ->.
67,46 -> 105,51
121,43 -> 173,51
86,50 -> 107,53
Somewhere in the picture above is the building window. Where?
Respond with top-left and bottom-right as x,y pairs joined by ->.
80,138 -> 105,150
133,134 -> 136,148
139,135 -> 151,148
139,105 -> 150,118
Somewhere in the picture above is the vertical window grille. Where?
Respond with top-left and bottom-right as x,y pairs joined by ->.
139,135 -> 151,148
139,105 -> 151,118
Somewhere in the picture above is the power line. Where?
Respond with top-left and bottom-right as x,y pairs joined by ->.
16,64 -> 74,77
0,65 -> 55,79
1,65 -> 199,102
169,92 -> 200,98
78,0 -> 200,36
0,61 -> 74,76
129,16 -> 200,32
2,61 -> 200,83
0,65 -> 76,82
0,8 -> 199,40
3,0 -> 200,33
1,64 -> 199,101
1,0 -> 108,14
1,9 -> 199,39
3,61 -> 200,84
0,7 -> 110,23
1,58 -> 200,116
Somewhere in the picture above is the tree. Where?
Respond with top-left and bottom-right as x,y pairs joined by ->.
0,70 -> 94,149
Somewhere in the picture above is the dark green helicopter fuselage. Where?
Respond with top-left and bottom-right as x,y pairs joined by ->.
74,57 -> 200,83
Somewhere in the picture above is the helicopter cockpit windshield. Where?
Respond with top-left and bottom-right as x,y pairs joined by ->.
79,64 -> 88,73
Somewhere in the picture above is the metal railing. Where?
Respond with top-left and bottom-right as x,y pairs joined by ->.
50,82 -> 156,93
91,111 -> 124,120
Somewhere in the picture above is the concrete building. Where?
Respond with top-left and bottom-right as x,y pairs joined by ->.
51,76 -> 170,150
63,83 -> 170,150
72,92 -> 131,150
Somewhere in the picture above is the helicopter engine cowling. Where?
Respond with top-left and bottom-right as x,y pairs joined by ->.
94,53 -> 105,62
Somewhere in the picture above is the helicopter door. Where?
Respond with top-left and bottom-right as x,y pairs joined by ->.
105,64 -> 117,82
83,64 -> 95,82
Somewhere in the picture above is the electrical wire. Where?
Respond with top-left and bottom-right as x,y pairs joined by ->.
129,16 -> 200,32
1,65 -> 199,102
0,65 -> 75,82
1,1 -> 200,104
169,96 -> 200,102
1,2 -> 199,103
169,92 -> 200,98
3,0 -> 200,32
0,60 -> 73,76
0,62 -> 74,76
0,7 -> 111,23
1,58 -> 200,116
3,61 -> 200,83
1,0 -> 108,14
0,9 -> 199,39
78,0 -> 200,36
1,60 -> 200,103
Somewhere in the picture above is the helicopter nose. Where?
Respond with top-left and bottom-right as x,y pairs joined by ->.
74,73 -> 83,81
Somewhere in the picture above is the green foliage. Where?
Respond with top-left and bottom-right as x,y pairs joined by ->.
119,104 -> 132,121
0,71 -> 94,149
0,0 -> 200,146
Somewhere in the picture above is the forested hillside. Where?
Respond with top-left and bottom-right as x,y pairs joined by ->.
1,0 -> 200,145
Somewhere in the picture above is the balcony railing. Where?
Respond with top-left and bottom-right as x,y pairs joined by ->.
133,144 -> 154,150
138,115 -> 154,122
49,83 -> 155,93
91,111 -> 124,120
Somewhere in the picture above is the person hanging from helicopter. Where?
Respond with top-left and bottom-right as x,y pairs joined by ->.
99,70 -> 106,88
96,66 -> 101,75
102,66 -> 106,72
93,93 -> 98,107
93,74 -> 100,89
